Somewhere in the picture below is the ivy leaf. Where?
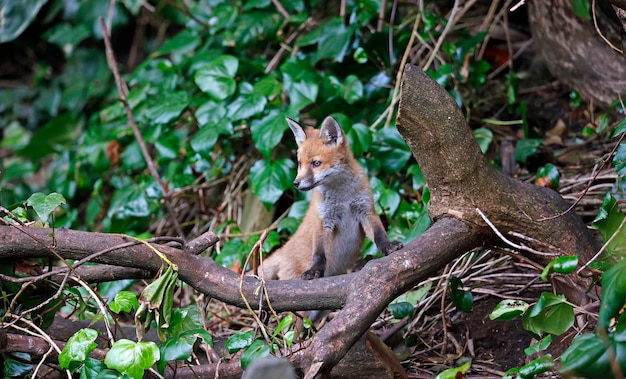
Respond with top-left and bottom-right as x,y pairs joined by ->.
109,291 -> 139,314
226,93 -> 267,122
250,112 -> 289,158
0,0 -> 49,43
224,330 -> 254,354
190,121 -> 233,157
58,328 -> 98,369
194,55 -> 238,100
104,339 -> 160,379
241,340 -> 270,370
342,75 -> 363,104
26,192 -> 66,222
157,334 -> 196,373
249,158 -> 295,206
144,91 -> 189,125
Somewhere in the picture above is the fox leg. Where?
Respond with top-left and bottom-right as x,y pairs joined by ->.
301,228 -> 329,279
366,214 -> 403,255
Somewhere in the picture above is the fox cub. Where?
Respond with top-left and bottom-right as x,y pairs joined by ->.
263,116 -> 403,280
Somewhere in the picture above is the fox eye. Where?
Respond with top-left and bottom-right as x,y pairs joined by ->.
311,160 -> 321,168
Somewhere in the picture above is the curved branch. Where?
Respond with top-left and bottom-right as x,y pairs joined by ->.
294,218 -> 491,377
0,225 -> 349,311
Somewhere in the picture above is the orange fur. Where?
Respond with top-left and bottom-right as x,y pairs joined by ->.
262,117 -> 402,281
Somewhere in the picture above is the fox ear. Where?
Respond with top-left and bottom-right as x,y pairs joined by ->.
286,118 -> 307,147
319,116 -> 344,146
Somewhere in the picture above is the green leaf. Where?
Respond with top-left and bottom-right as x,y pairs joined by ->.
253,76 -> 282,99
515,139 -> 542,163
535,163 -> 560,189
272,313 -> 294,337
19,113 -> 80,159
249,158 -> 295,205
58,328 -> 99,369
524,292 -> 574,336
0,0 -> 49,43
449,277 -> 473,312
224,330 -> 254,354
157,335 -> 196,373
104,339 -> 160,379
560,334 -> 611,378
524,335 -> 552,356
144,91 -> 189,125
342,75 -> 363,104
109,291 -> 139,314
571,0 -> 591,19
1,121 -> 31,150
434,360 -> 471,379
541,255 -> 578,281
26,192 -> 67,222
81,357 -> 107,379
190,121 -> 233,157
518,354 -> 554,378
194,55 -> 239,100
489,299 -> 529,321
240,340 -> 270,370
613,117 -> 626,137
4,353 -> 33,377
473,127 -> 493,153
613,141 -> 626,177
388,301 -> 414,319
598,260 -> 626,330
226,93 -> 267,122
592,193 -> 626,258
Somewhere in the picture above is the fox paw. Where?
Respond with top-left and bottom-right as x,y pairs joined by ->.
381,240 -> 403,255
301,269 -> 324,280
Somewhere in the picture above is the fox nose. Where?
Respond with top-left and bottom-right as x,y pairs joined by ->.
293,179 -> 300,189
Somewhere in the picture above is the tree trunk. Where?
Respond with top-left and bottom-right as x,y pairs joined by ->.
527,0 -> 626,106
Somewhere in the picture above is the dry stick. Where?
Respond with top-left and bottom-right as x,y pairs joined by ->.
534,115 -> 626,223
271,0 -> 290,19
98,17 -> 185,238
476,208 -> 559,257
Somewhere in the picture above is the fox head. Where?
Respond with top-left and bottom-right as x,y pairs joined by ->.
286,116 -> 351,191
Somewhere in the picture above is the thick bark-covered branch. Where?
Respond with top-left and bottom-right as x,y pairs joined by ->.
0,225 -> 350,311
294,217 -> 491,378
396,64 -> 597,305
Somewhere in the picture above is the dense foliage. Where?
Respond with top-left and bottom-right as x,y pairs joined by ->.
1,0 -> 625,377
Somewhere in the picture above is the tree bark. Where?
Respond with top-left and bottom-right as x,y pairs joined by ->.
528,0 -> 626,106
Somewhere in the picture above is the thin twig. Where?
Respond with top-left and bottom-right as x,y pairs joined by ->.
592,0 -> 624,54
98,17 -> 185,237
476,208 -> 559,256
271,0 -> 289,19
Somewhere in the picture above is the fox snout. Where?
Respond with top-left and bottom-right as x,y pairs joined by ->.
293,177 -> 315,191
